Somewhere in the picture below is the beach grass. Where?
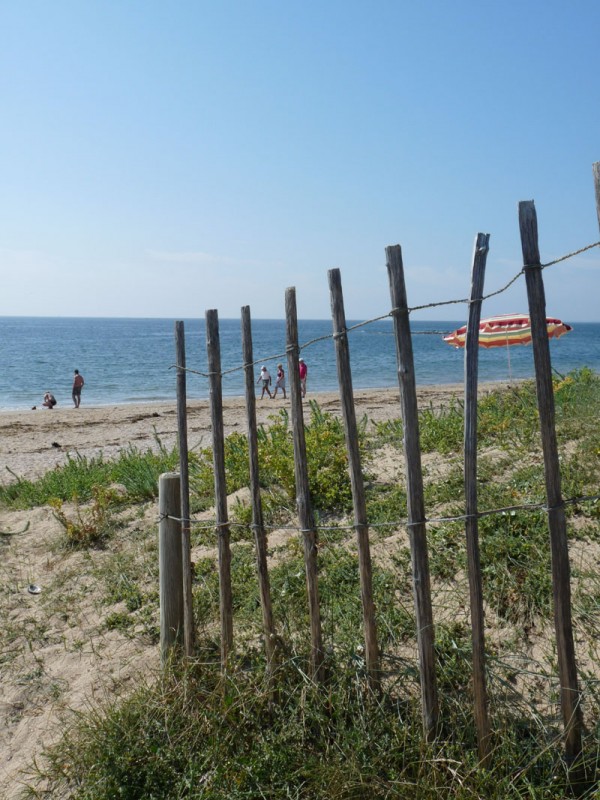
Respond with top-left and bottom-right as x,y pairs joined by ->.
6,368 -> 600,798
21,652 -> 589,800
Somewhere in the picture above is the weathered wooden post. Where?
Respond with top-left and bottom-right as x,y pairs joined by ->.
463,233 -> 492,762
175,321 -> 194,657
386,244 -> 439,740
159,472 -> 184,663
206,309 -> 234,668
285,287 -> 325,683
241,305 -> 277,672
328,268 -> 380,690
519,201 -> 583,767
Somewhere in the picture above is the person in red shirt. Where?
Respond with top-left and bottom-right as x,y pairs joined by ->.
72,369 -> 85,408
298,358 -> 307,398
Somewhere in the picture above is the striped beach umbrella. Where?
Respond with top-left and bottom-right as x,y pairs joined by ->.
443,313 -> 573,349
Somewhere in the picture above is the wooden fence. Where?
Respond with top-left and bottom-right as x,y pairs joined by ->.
158,164 -> 600,769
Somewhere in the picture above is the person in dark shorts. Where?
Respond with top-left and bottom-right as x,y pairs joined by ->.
256,366 -> 272,399
72,369 -> 84,408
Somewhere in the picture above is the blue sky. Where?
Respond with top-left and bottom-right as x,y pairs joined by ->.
2,1 -> 599,321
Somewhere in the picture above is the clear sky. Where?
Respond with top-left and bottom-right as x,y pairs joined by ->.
2,1 -> 599,322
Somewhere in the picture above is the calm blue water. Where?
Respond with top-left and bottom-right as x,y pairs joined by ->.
1,316 -> 599,410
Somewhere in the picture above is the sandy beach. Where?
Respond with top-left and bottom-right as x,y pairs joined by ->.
0,384 -> 479,485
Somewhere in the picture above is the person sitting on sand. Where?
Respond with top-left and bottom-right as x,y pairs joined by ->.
256,366 -> 272,399
42,391 -> 57,409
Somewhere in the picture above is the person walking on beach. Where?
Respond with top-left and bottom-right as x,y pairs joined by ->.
299,357 -> 307,398
256,366 -> 272,399
72,369 -> 84,408
272,363 -> 286,399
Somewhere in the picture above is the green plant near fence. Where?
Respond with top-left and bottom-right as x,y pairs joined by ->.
22,643 -> 591,800
189,401 -> 368,515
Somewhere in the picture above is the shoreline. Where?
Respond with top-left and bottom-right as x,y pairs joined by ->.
0,382 -> 514,484
0,377 -> 515,415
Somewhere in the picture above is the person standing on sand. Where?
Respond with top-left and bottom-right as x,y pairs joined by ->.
272,363 -> 286,399
256,366 -> 272,399
72,369 -> 84,408
299,357 -> 307,398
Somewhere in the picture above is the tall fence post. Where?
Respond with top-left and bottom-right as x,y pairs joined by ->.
206,309 -> 234,668
159,472 -> 184,663
285,286 -> 325,683
386,244 -> 439,740
463,233 -> 492,762
241,305 -> 277,673
175,321 -> 194,657
518,201 -> 583,767
328,268 -> 380,690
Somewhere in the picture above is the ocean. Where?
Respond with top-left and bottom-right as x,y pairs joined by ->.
1,316 -> 599,411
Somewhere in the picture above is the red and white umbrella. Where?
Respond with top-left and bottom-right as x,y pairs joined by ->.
443,313 -> 572,350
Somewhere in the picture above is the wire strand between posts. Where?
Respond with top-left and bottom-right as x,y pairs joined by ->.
157,493 -> 600,534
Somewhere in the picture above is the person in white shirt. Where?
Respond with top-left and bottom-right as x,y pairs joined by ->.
256,366 -> 272,399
